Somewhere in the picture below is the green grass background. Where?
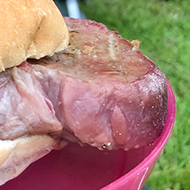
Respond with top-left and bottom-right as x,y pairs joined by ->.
79,0 -> 190,189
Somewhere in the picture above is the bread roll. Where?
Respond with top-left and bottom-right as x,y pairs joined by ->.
0,0 -> 69,72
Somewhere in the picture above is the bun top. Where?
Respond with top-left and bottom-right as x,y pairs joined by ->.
0,0 -> 69,72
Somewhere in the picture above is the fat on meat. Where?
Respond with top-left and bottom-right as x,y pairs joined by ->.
0,17 -> 168,151
0,65 -> 62,140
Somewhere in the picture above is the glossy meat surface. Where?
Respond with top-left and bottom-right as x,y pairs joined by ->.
0,17 -> 167,150
0,65 -> 62,140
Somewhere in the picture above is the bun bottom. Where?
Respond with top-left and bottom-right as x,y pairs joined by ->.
0,135 -> 56,186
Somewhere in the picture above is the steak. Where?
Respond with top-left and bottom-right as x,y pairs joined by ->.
0,17 -> 167,151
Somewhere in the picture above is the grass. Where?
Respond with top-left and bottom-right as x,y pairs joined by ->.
79,0 -> 190,189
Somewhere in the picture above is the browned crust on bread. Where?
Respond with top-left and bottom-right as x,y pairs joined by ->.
0,0 -> 69,72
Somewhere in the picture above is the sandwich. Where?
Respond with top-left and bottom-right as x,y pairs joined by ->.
0,0 -> 69,185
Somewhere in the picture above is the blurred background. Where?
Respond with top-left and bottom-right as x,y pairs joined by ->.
54,0 -> 189,189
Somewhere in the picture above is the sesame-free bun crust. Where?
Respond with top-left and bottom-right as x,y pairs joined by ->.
0,0 -> 69,72
0,135 -> 56,186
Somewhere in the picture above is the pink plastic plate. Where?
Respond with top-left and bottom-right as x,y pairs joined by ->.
1,78 -> 176,190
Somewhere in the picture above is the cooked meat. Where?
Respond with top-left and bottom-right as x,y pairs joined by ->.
0,17 -> 167,151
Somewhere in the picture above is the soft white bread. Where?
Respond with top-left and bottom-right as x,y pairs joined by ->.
0,135 -> 56,186
0,0 -> 69,72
